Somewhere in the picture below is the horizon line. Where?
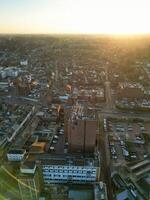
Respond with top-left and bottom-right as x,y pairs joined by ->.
0,32 -> 150,37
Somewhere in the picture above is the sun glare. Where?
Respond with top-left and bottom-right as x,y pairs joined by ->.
0,0 -> 150,34
60,0 -> 150,35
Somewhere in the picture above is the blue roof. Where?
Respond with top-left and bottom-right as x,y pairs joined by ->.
116,190 -> 129,200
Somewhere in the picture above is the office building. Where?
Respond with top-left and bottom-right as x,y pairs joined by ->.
66,103 -> 98,153
42,155 -> 100,184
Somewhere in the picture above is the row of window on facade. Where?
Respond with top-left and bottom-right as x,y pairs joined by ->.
42,165 -> 96,170
43,169 -> 96,174
44,179 -> 96,183
43,173 -> 95,178
44,175 -> 96,180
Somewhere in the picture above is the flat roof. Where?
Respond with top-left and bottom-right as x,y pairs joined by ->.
21,161 -> 36,170
116,190 -> 129,200
41,158 -> 96,167
42,159 -> 66,166
32,142 -> 46,147
7,149 -> 26,154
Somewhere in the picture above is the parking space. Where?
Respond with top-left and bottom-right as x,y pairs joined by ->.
48,124 -> 67,154
107,120 -> 148,167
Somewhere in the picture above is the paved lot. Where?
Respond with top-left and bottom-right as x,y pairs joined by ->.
108,120 -> 149,169
52,134 -> 65,154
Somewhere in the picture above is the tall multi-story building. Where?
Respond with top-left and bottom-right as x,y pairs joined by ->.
66,103 -> 98,153
18,161 -> 40,200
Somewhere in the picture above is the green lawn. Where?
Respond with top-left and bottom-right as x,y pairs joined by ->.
0,165 -> 21,200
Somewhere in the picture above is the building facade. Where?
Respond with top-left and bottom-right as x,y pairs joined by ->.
7,149 -> 26,161
42,157 -> 100,184
66,103 -> 98,153
18,162 -> 40,200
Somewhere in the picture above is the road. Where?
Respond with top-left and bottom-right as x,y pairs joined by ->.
104,65 -> 113,110
98,109 -> 150,121
105,81 -> 113,109
98,120 -> 113,200
98,65 -> 121,199
3,96 -> 39,106
89,105 -> 150,121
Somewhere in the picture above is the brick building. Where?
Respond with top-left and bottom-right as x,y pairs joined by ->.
66,103 -> 98,153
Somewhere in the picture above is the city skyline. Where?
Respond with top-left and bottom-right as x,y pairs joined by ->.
0,0 -> 150,34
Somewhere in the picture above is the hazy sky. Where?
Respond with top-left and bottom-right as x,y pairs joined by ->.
0,0 -> 150,34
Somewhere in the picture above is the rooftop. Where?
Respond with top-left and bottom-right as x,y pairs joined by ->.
40,154 -> 98,167
69,103 -> 97,122
7,149 -> 26,154
21,161 -> 36,170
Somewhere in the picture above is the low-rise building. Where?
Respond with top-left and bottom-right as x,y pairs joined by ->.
94,182 -> 108,200
0,67 -> 20,79
42,155 -> 100,184
18,161 -> 40,200
30,142 -> 46,153
7,149 -> 26,161
20,59 -> 28,66
20,161 -> 37,174
116,189 -> 136,200
117,82 -> 144,100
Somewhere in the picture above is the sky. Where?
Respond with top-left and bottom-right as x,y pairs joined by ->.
0,0 -> 150,34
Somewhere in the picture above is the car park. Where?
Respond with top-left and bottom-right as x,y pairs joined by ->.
59,131 -> 64,135
112,155 -> 117,160
50,146 -> 55,151
120,140 -> 125,146
52,140 -> 57,144
143,154 -> 148,159
130,152 -> 137,159
54,135 -> 58,139
58,129 -> 64,135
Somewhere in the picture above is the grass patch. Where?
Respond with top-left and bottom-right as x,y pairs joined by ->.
0,165 -> 21,200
